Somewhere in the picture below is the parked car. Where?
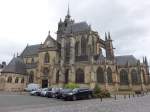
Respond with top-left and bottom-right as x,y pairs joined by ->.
30,90 -> 37,96
55,89 -> 72,99
46,88 -> 62,98
30,89 -> 42,96
62,88 -> 93,101
24,83 -> 40,92
40,88 -> 52,97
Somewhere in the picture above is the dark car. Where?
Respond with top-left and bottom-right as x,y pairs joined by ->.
46,88 -> 62,98
55,89 -> 72,99
62,88 -> 93,101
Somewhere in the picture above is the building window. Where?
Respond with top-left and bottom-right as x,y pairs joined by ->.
65,41 -> 70,63
107,67 -> 113,84
7,76 -> 12,83
21,78 -> 24,83
15,77 -> 19,83
76,68 -> 84,83
120,69 -> 129,85
31,58 -> 34,64
131,69 -> 139,85
44,52 -> 50,63
29,71 -> 34,83
43,67 -> 49,76
96,67 -> 104,83
56,71 -> 59,84
75,41 -> 79,56
81,36 -> 86,56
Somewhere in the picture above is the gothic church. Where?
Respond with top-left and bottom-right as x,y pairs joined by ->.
0,8 -> 150,93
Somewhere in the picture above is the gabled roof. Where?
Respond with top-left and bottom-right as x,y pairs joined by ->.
2,57 -> 26,75
43,33 -> 57,47
115,55 -> 138,66
20,44 -> 42,57
65,22 -> 90,33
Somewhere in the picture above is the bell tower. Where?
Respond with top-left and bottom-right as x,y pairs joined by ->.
57,4 -> 74,43
105,32 -> 114,60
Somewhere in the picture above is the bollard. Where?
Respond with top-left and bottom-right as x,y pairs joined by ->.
114,95 -> 117,100
100,96 -> 102,102
132,94 -> 135,98
129,94 -> 130,99
124,95 -> 126,99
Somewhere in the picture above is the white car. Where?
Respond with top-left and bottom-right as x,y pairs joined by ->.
30,90 -> 37,96
24,83 -> 40,92
40,88 -> 49,97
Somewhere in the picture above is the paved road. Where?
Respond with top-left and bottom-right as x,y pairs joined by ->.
0,92 -> 150,112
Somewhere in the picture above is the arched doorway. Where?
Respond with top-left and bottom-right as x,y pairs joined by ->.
75,68 -> 84,83
42,79 -> 48,88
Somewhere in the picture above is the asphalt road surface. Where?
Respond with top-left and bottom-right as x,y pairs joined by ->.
0,92 -> 150,112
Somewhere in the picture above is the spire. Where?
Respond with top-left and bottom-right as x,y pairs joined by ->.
143,56 -> 145,63
67,3 -> 70,17
145,56 -> 148,66
48,30 -> 50,36
105,32 -> 107,40
66,2 -> 71,19
108,32 -> 111,40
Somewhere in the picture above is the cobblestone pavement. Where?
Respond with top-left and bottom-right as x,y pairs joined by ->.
0,92 -> 150,112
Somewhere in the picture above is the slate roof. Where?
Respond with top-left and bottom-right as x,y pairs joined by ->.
65,22 -> 90,33
115,55 -> 138,65
20,44 -> 42,57
2,57 -> 26,75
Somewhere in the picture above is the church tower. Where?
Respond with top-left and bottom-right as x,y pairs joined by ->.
105,32 -> 114,60
57,5 -> 74,43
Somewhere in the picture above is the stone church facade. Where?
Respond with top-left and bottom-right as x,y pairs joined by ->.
0,9 -> 150,92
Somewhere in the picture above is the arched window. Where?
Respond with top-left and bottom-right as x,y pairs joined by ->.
131,69 -> 139,85
120,69 -> 129,85
75,42 -> 79,56
15,77 -> 19,83
76,68 -> 84,83
65,41 -> 70,62
81,36 -> 86,55
31,58 -> 34,64
107,67 -> 113,84
44,52 -> 50,63
21,78 -> 24,83
96,67 -> 105,83
43,67 -> 49,76
142,70 -> 146,84
7,76 -> 12,83
56,71 -> 59,84
29,71 -> 34,83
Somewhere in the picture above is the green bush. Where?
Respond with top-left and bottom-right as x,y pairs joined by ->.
93,84 -> 111,98
93,83 -> 102,98
64,83 -> 79,89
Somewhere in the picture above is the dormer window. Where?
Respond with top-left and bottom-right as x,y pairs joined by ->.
44,52 -> 50,63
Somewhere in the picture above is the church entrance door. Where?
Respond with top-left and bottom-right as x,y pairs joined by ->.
42,79 -> 48,88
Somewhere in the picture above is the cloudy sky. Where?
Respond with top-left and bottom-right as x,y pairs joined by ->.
0,0 -> 150,64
